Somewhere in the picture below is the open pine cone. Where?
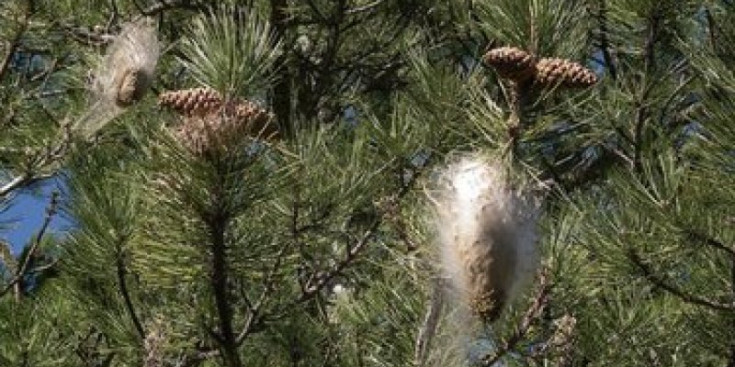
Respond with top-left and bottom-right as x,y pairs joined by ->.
482,46 -> 537,82
160,87 -> 278,155
159,87 -> 223,117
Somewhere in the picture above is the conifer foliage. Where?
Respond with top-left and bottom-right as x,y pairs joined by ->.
1,1 -> 734,367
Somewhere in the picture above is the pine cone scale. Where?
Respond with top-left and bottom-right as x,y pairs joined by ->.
162,87 -> 278,156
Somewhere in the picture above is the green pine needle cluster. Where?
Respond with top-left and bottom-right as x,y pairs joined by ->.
1,1 -> 733,367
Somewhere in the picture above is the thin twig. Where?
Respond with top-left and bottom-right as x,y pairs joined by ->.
235,241 -> 292,345
592,0 -> 617,80
299,164 -> 422,301
115,242 -> 145,339
0,191 -> 59,300
684,230 -> 735,258
627,249 -> 735,311
0,123 -> 72,200
0,5 -> 31,81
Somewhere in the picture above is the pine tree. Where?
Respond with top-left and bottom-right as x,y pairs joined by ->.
1,1 -> 734,367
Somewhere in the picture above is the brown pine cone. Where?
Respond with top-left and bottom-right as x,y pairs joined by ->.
233,100 -> 279,140
482,46 -> 537,82
534,58 -> 597,88
175,99 -> 277,156
159,87 -> 223,117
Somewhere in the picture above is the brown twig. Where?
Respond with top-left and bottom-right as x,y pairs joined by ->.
0,123 -> 72,200
298,165 -> 422,302
506,80 -> 533,156
234,241 -> 292,345
61,24 -> 115,47
0,191 -> 59,300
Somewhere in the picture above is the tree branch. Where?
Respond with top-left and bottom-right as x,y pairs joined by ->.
0,191 -> 59,300
627,249 -> 735,311
206,166 -> 241,367
0,3 -> 32,81
235,241 -> 291,345
591,0 -> 617,80
684,230 -> 735,258
115,244 -> 145,339
0,123 -> 72,200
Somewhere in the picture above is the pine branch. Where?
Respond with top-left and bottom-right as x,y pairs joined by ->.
627,249 -> 735,312
0,124 -> 72,200
590,0 -> 617,80
234,241 -> 291,345
0,191 -> 58,300
0,2 -> 32,81
684,230 -> 735,258
115,246 -> 145,340
205,165 -> 241,367
181,163 -> 433,367
298,163 -> 423,302
270,0 -> 292,135
299,216 -> 380,301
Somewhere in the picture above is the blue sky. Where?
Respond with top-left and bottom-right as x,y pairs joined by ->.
1,177 -> 73,255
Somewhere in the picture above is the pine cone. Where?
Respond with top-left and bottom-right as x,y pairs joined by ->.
534,58 -> 597,88
482,46 -> 537,82
175,99 -> 277,156
233,100 -> 279,140
159,87 -> 223,117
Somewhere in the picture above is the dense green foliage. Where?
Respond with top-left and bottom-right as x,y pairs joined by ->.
1,1 -> 733,366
